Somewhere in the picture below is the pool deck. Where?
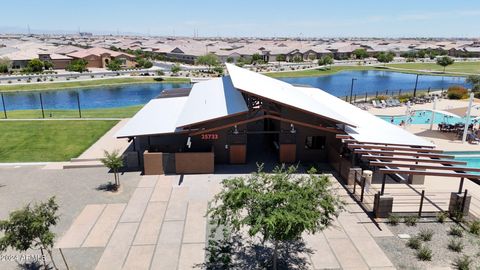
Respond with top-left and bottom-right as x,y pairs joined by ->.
368,98 -> 480,117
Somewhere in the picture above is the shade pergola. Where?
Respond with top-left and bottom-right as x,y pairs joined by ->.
336,135 -> 480,197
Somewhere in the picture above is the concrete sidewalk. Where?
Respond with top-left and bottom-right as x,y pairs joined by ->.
56,172 -> 395,269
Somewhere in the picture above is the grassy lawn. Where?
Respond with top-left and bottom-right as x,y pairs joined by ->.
0,77 -> 190,92
0,120 -> 118,162
2,105 -> 143,119
386,61 -> 480,75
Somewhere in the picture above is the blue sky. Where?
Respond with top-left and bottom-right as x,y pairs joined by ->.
1,0 -> 479,37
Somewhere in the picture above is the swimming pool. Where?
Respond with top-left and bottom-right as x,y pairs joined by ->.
446,151 -> 480,175
377,110 -> 463,125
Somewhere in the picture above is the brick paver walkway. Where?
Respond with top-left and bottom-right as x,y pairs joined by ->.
56,173 -> 395,269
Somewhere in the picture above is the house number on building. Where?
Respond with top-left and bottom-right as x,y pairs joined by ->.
201,133 -> 219,140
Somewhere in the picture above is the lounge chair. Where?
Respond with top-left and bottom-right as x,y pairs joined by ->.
393,99 -> 401,106
381,100 -> 388,107
372,100 -> 382,108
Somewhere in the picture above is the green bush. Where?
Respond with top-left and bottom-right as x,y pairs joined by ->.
449,225 -> 464,237
437,211 -> 448,223
404,216 -> 418,226
452,255 -> 472,270
407,237 -> 422,250
387,214 -> 400,226
419,228 -> 433,241
469,220 -> 480,235
448,238 -> 464,252
447,86 -> 468,99
416,246 -> 432,261
474,92 -> 480,99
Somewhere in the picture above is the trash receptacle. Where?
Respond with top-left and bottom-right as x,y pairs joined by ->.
363,170 -> 373,192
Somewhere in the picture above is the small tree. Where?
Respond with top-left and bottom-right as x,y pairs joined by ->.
0,57 -> 11,73
100,150 -> 124,188
170,63 -> 181,75
376,51 -> 395,66
43,61 -> 54,70
208,165 -> 343,270
196,53 -> 220,71
0,197 -> 60,269
106,58 -> 122,71
436,56 -> 454,73
353,48 -> 368,59
226,57 -> 234,63
276,54 -> 286,62
318,55 -> 334,69
66,59 -> 88,73
467,75 -> 480,92
26,58 -> 45,72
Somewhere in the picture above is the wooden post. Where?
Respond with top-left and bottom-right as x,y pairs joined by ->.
418,190 -> 425,217
461,189 -> 468,214
458,177 -> 464,194
360,177 -> 366,202
381,174 -> 387,195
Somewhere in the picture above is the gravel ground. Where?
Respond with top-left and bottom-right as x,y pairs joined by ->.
376,218 -> 480,269
0,165 -> 141,269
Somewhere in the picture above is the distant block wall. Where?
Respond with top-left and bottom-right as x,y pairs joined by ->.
175,152 -> 214,174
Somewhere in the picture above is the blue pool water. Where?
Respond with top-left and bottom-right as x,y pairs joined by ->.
378,110 -> 464,125
445,151 -> 480,175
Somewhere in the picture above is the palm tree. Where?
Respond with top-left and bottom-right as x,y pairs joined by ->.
100,150 -> 124,188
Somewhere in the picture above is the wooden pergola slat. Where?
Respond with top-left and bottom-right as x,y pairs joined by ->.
369,161 -> 480,173
348,143 -> 444,153
362,155 -> 467,165
354,149 -> 454,159
379,168 -> 480,179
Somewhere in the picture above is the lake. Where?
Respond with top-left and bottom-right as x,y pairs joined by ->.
1,70 -> 468,111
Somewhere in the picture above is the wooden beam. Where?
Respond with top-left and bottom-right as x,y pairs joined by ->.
336,134 -> 352,139
369,161 -> 480,173
189,114 -> 342,136
349,140 -> 435,149
354,149 -> 454,159
379,168 -> 480,179
348,143 -> 444,153
362,155 -> 467,165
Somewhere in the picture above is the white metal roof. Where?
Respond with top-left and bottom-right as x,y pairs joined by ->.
176,76 -> 248,127
115,96 -> 188,138
225,63 -> 357,127
296,86 -> 435,147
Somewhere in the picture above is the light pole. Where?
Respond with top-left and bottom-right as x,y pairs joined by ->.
413,74 -> 419,97
349,78 -> 357,103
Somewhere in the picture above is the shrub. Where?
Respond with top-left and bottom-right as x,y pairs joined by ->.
387,214 -> 400,225
419,228 -> 434,241
449,225 -> 464,237
7,80 -> 11,84
407,237 -> 422,250
448,238 -> 464,252
447,86 -> 468,99
437,211 -> 448,223
469,220 -> 480,235
416,246 -> 432,261
404,216 -> 418,226
453,255 -> 473,270
475,92 -> 480,99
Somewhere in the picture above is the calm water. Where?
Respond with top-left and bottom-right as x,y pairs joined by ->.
0,70 -> 468,111
281,70 -> 467,97
377,110 -> 464,125
446,152 -> 480,175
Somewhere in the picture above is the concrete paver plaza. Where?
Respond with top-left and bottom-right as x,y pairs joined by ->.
54,172 -> 395,270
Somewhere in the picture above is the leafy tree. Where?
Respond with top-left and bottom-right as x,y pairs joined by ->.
106,58 -> 122,71
43,61 -> 54,70
276,54 -> 286,62
100,150 -> 124,188
251,53 -> 265,64
208,165 -> 343,270
436,56 -> 455,73
318,55 -> 334,68
196,53 -> 220,70
376,51 -> 395,65
66,59 -> 88,73
226,57 -> 234,63
308,53 -> 317,61
170,63 -> 181,75
213,65 -> 224,75
26,58 -> 45,72
466,75 -> 480,92
353,48 -> 368,59
292,55 -> 303,62
0,197 -> 60,269
0,57 -> 11,73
